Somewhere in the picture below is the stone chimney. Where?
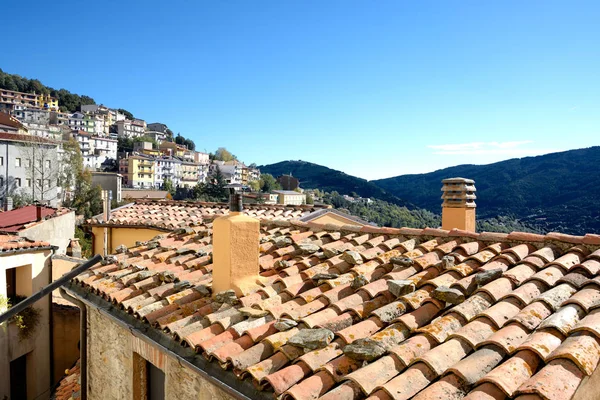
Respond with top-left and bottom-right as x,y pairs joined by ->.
212,190 -> 260,296
67,239 -> 82,258
441,177 -> 476,232
3,197 -> 13,211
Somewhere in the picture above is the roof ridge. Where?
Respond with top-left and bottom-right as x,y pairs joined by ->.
259,219 -> 600,250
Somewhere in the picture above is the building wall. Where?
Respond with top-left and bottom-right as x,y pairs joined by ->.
309,212 -> 367,227
278,193 -> 305,205
91,173 -> 122,202
51,257 -> 82,384
0,250 -> 52,400
0,139 -> 59,206
87,307 -> 234,400
19,210 -> 76,255
52,304 -> 80,383
91,226 -> 165,255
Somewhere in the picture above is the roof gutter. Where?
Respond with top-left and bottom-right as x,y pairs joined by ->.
62,281 -> 272,400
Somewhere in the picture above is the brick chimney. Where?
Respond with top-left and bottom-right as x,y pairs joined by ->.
441,177 -> 476,232
36,204 -> 43,221
212,190 -> 260,296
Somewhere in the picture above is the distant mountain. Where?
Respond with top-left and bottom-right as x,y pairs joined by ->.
372,147 -> 600,235
258,160 -> 412,207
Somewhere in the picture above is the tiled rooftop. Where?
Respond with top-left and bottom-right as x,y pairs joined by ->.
0,235 -> 51,253
87,200 -> 329,230
53,359 -> 81,400
73,221 -> 600,400
0,205 -> 71,232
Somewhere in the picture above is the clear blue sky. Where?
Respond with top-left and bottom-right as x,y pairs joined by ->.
2,1 -> 599,180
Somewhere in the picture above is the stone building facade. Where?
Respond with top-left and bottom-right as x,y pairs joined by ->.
85,305 -> 234,400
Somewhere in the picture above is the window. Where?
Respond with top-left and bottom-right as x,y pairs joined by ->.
46,160 -> 51,168
36,179 -> 41,187
37,159 -> 42,168
0,177 -> 3,186
26,158 -> 31,167
44,179 -> 50,187
15,178 -> 21,187
15,158 -> 21,167
0,156 -> 3,166
26,178 -> 31,187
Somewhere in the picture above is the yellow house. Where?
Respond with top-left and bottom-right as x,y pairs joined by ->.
180,161 -> 199,188
37,93 -> 58,110
119,156 -> 155,188
299,208 -> 372,227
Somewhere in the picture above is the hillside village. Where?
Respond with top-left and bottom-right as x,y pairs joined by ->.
1,62 -> 600,400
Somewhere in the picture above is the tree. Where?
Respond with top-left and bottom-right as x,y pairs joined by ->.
19,139 -> 60,203
59,137 -> 84,203
184,138 -> 195,151
117,137 -> 134,153
162,178 -> 175,196
118,108 -> 134,120
306,195 -> 314,205
175,133 -> 196,151
248,180 -> 261,192
69,169 -> 103,219
205,166 -> 228,201
259,173 -> 281,193
213,147 -> 236,162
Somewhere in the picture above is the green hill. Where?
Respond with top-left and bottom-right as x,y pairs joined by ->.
372,147 -> 600,235
259,160 -> 541,233
258,160 -> 411,207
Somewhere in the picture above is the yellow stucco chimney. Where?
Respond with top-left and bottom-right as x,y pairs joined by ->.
212,192 -> 260,296
441,177 -> 477,232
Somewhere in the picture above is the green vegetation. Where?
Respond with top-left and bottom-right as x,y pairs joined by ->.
258,173 -> 281,193
0,68 -> 95,112
373,147 -> 600,234
212,147 -> 237,162
117,108 -> 134,120
175,166 -> 228,202
175,133 -> 196,151
117,136 -> 158,153
259,160 -> 410,207
0,295 -> 41,341
323,192 -> 440,228
75,227 -> 92,258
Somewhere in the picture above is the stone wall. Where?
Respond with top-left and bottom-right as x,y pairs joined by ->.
87,307 -> 235,400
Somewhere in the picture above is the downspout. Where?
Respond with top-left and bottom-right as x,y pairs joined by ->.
59,288 -> 87,400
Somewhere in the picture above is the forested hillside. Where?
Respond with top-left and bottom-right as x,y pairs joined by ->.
0,68 -> 95,112
373,147 -> 600,234
259,160 -> 410,207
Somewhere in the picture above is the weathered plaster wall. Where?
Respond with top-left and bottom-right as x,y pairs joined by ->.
52,304 -> 80,384
87,307 -> 234,400
20,211 -> 76,255
0,249 -> 52,400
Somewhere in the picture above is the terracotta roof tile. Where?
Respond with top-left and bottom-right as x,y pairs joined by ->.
0,235 -> 51,253
52,359 -> 80,400
71,220 -> 600,399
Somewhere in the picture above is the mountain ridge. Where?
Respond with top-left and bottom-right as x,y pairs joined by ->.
260,146 -> 600,235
